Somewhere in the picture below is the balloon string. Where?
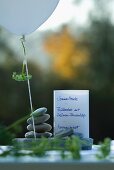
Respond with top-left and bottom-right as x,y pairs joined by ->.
20,35 -> 36,140
20,36 -> 26,74
20,35 -> 26,56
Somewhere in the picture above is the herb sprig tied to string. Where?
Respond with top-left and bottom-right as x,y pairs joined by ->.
12,35 -> 32,82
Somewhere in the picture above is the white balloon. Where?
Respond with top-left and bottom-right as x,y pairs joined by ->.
0,0 -> 60,35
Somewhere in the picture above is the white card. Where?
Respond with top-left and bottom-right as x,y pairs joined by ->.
54,90 -> 89,138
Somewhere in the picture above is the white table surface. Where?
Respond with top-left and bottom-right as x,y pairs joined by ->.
0,144 -> 114,170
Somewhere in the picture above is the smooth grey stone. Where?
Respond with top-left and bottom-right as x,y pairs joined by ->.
27,114 -> 50,125
30,107 -> 47,117
25,131 -> 52,138
27,123 -> 52,132
80,138 -> 93,150
54,129 -> 74,138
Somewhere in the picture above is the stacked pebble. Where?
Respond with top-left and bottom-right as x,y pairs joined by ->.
25,107 -> 52,138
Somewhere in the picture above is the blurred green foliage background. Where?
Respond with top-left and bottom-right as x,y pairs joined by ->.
0,0 -> 114,143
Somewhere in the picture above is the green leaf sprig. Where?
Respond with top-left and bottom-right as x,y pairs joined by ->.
12,59 -> 32,82
96,138 -> 111,160
65,136 -> 81,160
12,35 -> 32,82
12,72 -> 32,81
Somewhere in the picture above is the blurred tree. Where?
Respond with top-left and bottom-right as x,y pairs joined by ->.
0,28 -> 17,66
44,26 -> 89,79
82,0 -> 114,142
85,19 -> 114,90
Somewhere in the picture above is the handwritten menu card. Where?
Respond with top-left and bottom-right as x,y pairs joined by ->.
54,90 -> 89,138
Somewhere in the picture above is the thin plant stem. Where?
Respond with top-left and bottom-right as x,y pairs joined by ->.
6,114 -> 30,131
